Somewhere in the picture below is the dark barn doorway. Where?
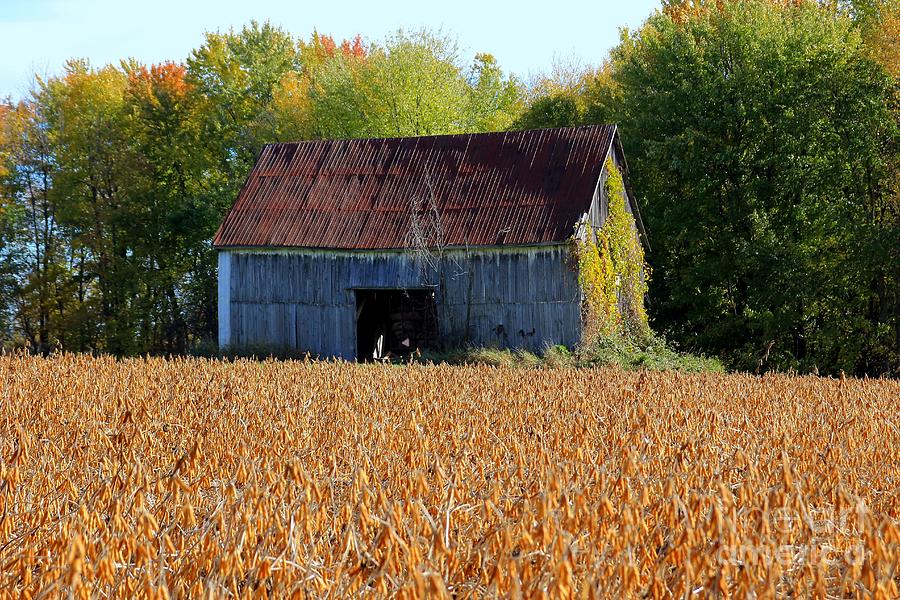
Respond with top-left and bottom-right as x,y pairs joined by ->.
354,289 -> 439,360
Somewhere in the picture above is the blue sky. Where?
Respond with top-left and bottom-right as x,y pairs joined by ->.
0,0 -> 660,99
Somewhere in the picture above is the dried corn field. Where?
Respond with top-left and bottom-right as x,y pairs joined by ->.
0,354 -> 898,599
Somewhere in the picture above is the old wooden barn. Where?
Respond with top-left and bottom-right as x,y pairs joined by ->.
213,125 -> 646,360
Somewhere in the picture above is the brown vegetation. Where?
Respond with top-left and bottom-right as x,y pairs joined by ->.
0,354 -> 898,598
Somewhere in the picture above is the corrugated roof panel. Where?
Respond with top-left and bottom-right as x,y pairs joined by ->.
212,125 -> 617,249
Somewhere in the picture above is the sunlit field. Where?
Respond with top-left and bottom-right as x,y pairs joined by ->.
0,354 -> 898,598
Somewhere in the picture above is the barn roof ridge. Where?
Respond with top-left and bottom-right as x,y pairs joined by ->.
214,125 -> 621,250
258,124 -> 614,147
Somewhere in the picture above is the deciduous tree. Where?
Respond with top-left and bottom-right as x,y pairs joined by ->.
604,0 -> 898,374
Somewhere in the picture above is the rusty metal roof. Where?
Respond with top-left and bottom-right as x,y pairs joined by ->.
213,125 -> 618,249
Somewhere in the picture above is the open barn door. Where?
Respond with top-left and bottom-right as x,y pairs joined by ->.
354,289 -> 438,361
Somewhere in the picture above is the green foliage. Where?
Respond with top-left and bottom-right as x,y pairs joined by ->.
579,332 -> 725,373
465,53 -> 524,132
512,94 -> 581,130
39,61 -> 141,352
276,30 -> 524,139
277,32 -> 370,140
416,337 -> 723,372
364,30 -> 470,136
510,61 -> 620,130
187,20 -> 299,164
596,0 -> 898,375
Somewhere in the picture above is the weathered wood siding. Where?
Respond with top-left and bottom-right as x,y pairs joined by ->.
585,142 -> 637,231
220,244 -> 581,359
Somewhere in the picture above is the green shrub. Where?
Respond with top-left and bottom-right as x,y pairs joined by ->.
415,336 -> 723,373
578,332 -> 724,373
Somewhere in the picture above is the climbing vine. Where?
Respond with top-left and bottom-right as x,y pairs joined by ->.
573,158 -> 650,345
576,226 -> 619,341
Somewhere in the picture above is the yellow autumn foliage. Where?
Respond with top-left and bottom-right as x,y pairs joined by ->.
574,158 -> 650,345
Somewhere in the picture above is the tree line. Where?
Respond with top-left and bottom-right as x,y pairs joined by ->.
0,0 -> 896,375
